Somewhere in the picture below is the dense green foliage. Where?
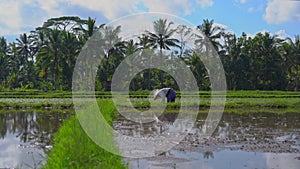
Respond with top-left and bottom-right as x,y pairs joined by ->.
0,16 -> 299,91
43,99 -> 127,169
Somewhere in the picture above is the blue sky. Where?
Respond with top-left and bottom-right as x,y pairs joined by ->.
0,0 -> 299,42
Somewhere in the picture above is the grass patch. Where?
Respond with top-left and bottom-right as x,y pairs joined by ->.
124,97 -> 300,110
43,99 -> 127,169
1,90 -> 300,99
0,108 -> 74,114
0,101 -> 73,109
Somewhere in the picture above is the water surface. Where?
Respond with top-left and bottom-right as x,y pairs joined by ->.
114,112 -> 300,169
0,111 -> 70,168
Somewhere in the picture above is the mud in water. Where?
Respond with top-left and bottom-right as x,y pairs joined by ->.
114,112 -> 300,169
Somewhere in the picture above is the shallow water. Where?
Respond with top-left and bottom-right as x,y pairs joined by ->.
127,150 -> 300,169
114,112 -> 300,169
0,111 -> 70,168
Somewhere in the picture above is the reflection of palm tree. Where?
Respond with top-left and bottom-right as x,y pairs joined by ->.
0,113 -> 8,139
203,151 -> 214,159
147,19 -> 180,88
0,112 -> 69,147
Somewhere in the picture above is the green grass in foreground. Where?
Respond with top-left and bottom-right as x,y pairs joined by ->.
43,99 -> 127,169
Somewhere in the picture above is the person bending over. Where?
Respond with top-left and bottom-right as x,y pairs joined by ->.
153,88 -> 176,102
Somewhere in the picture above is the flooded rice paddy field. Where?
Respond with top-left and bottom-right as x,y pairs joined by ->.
114,112 -> 300,169
0,111 -> 70,168
0,107 -> 299,169
0,98 -> 72,105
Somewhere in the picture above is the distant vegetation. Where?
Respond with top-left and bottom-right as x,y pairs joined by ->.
0,16 -> 299,91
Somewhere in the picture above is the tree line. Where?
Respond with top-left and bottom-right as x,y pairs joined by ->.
0,16 -> 299,91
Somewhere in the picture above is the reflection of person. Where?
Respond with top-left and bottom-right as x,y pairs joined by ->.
153,88 -> 176,102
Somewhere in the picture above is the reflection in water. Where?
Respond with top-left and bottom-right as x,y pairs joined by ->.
203,151 -> 214,159
114,112 -> 300,169
115,112 -> 300,144
127,150 -> 300,169
0,111 -> 70,168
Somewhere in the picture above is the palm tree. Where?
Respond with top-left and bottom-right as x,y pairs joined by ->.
5,42 -> 21,88
60,30 -> 82,89
289,35 -> 300,91
203,151 -> 214,159
37,29 -> 63,89
16,33 -> 37,87
82,17 -> 105,40
97,26 -> 123,91
183,51 -> 209,90
256,32 -> 284,89
147,18 -> 180,88
196,19 -> 224,52
0,37 -> 8,83
176,25 -> 193,57
16,33 -> 35,63
123,39 -> 140,90
137,34 -> 152,89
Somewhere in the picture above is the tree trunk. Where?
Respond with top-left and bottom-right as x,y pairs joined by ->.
296,64 -> 299,91
148,68 -> 151,90
159,48 -> 163,88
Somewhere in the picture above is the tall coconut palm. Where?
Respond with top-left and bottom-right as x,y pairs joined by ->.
37,29 -> 63,89
122,39 -> 140,90
256,32 -> 284,89
138,34 -> 152,89
196,19 -> 224,52
147,18 -> 180,88
16,33 -> 35,63
0,37 -> 8,83
16,33 -> 38,87
97,26 -> 123,91
82,17 -> 105,40
289,35 -> 300,91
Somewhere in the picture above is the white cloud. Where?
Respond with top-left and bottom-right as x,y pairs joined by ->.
0,1 -> 22,34
275,29 -> 290,39
196,0 -> 214,8
0,0 -> 215,37
244,30 -> 267,39
213,23 -> 228,30
0,0 -> 63,36
69,0 -> 139,20
248,7 -> 254,13
37,0 -> 62,16
248,5 -> 264,13
22,0 -> 62,16
264,0 -> 300,24
110,13 -> 197,41
142,0 -> 193,15
239,0 -> 247,4
244,29 -> 291,39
